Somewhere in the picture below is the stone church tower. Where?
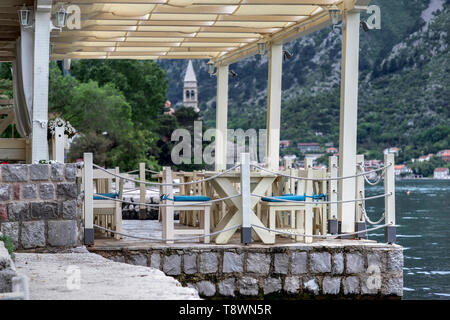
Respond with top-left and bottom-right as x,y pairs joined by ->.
183,60 -> 199,112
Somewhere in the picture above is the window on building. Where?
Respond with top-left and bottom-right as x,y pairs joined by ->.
191,90 -> 195,100
186,90 -> 190,100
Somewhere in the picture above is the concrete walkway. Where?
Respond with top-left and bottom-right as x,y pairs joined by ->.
14,249 -> 200,300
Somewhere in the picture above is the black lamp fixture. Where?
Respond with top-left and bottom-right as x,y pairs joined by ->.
328,4 -> 340,25
17,4 -> 33,28
360,21 -> 370,32
283,50 -> 293,61
257,40 -> 266,56
207,60 -> 215,76
229,70 -> 237,78
54,6 -> 68,29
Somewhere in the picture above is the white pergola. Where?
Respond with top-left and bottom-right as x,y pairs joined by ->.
1,0 -> 370,233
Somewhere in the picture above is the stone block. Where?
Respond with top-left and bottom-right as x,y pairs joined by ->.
247,253 -> 270,274
291,252 -> 307,274
22,184 -> 37,199
51,163 -> 65,181
264,277 -> 282,295
0,269 -> 16,293
163,254 -> 181,275
62,200 -> 77,220
239,277 -> 259,296
343,276 -> 360,295
310,252 -> 331,273
195,281 -> 216,297
150,253 -> 161,269
109,256 -> 125,263
218,278 -> 235,297
65,164 -> 77,181
183,254 -> 197,274
1,165 -> 28,182
21,221 -> 45,249
387,250 -> 403,272
284,277 -> 300,295
360,274 -> 380,295
381,275 -> 403,296
322,277 -> 341,295
346,253 -> 365,274
39,184 -> 55,200
223,252 -> 243,273
48,220 -> 78,247
0,222 -> 19,248
30,165 -> 49,181
31,202 -> 58,219
0,184 -> 10,201
367,252 -> 383,272
128,254 -> 148,266
274,253 -> 289,274
332,253 -> 344,275
0,204 -> 6,221
56,183 -> 77,199
12,185 -> 20,200
7,202 -> 30,221
303,278 -> 319,295
199,252 -> 218,274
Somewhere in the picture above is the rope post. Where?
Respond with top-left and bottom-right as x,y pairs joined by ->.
83,152 -> 94,245
355,154 -> 366,238
304,158 -> 313,243
162,166 -> 174,244
384,154 -> 396,243
240,153 -> 252,244
54,126 -> 65,163
328,156 -> 338,234
139,162 -> 146,220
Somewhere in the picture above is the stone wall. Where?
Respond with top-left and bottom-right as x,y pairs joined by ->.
0,164 -> 80,250
93,242 -> 403,299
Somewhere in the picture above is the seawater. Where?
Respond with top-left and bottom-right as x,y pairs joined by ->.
365,179 -> 450,300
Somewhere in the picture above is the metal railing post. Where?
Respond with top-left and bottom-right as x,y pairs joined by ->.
384,154 -> 396,243
139,162 -> 146,220
240,153 -> 251,244
355,154 -> 366,238
83,152 -> 94,245
328,156 -> 338,234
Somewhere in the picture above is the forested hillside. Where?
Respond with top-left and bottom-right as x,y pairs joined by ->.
159,0 -> 450,162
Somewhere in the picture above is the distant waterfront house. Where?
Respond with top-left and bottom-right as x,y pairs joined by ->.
326,147 -> 338,154
437,150 -> 450,162
434,168 -> 449,179
417,153 -> 434,162
280,140 -> 291,149
297,142 -> 320,153
394,164 -> 412,176
365,159 -> 382,168
383,147 -> 400,155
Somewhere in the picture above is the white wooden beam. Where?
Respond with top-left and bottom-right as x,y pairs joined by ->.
266,43 -> 283,171
337,9 -> 360,233
215,64 -> 228,171
31,0 -> 52,162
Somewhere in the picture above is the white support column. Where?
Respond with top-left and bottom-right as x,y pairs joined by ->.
384,153 -> 396,243
139,162 -> 146,219
215,64 -> 229,171
54,126 -> 65,163
83,152 -> 94,245
328,156 -> 338,234
31,0 -> 52,162
240,153 -> 251,244
266,43 -> 283,171
338,9 -> 361,233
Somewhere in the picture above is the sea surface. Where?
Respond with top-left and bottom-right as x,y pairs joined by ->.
365,179 -> 450,300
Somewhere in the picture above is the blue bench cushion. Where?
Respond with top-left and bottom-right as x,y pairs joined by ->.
174,195 -> 210,202
261,195 -> 306,202
94,192 -> 119,200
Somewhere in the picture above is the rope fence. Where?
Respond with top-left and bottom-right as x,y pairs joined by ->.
251,192 -> 392,205
94,224 -> 241,242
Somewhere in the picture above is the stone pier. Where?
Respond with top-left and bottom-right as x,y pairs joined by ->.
91,240 -> 403,299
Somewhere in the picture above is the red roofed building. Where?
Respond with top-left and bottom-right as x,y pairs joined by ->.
297,142 -> 320,153
280,140 -> 291,149
394,164 -> 412,176
326,147 -> 338,154
438,150 -> 450,162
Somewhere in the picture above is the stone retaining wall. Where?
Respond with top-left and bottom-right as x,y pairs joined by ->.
0,164 -> 80,250
93,242 -> 403,299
